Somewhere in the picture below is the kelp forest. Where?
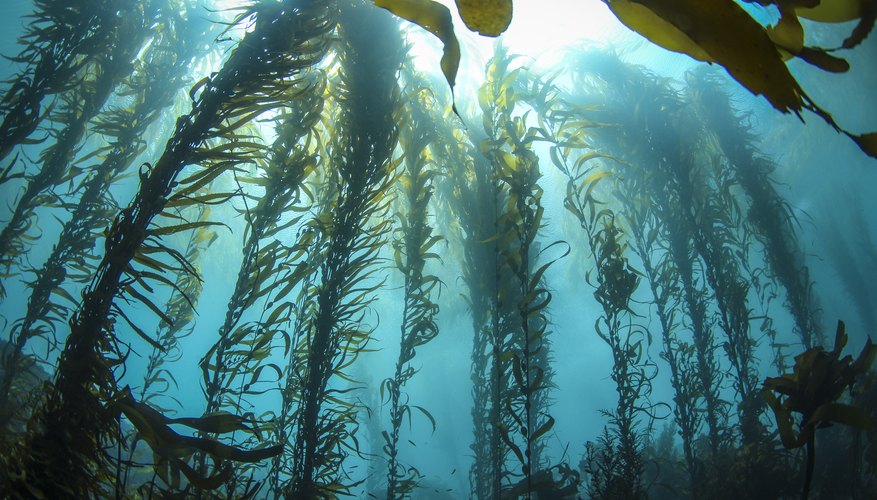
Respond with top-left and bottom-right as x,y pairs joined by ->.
1,0 -> 877,498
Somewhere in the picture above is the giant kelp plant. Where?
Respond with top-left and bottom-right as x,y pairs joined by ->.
0,0 -> 876,498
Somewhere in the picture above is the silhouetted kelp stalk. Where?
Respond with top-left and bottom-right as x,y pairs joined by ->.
433,100 -> 499,498
548,50 -> 731,490
0,0 -> 158,294
283,2 -> 403,496
119,202 -> 215,496
464,46 -> 572,498
685,67 -> 823,350
538,83 -> 704,494
563,165 -> 651,499
0,0 -> 212,434
0,0 -> 125,163
821,214 -> 877,334
197,71 -> 328,497
527,69 -> 709,495
382,62 -> 442,499
0,0 -> 336,495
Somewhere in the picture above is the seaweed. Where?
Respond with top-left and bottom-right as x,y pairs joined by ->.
0,0 -> 122,162
0,0 -> 157,296
382,60 -> 443,499
433,92 -> 500,498
0,0 -> 334,494
762,320 -> 877,499
121,202 -> 216,496
0,0 -> 211,435
197,70 -> 327,498
283,2 -> 405,495
685,67 -> 823,351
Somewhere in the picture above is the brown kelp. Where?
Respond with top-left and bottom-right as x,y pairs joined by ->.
0,0 -> 157,296
685,67 -> 823,350
0,0 -> 211,435
547,50 -> 730,494
0,0 -> 334,494
284,2 -> 404,496
762,321 -> 877,500
463,46 -> 572,498
198,70 -> 328,496
565,172 -> 650,499
433,100 -> 500,498
383,61 -> 442,499
0,0 -> 124,163
121,203 -> 216,496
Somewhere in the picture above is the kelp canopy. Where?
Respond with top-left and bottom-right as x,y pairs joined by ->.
0,0 -> 875,498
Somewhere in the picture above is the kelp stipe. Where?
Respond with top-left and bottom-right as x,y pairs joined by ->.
197,70 -> 329,497
0,0 -> 334,494
685,67 -> 823,351
535,79 -> 703,495
0,0 -> 122,163
382,61 -> 442,499
120,202 -> 215,496
0,0 -> 157,296
566,173 -> 650,499
0,0 -> 210,435
477,47 -> 573,498
432,100 -> 499,498
284,2 -> 404,496
546,50 -> 728,495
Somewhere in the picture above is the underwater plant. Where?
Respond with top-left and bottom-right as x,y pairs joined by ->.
762,320 -> 877,500
382,61 -> 443,499
196,69 -> 327,497
120,203 -> 215,495
378,0 -> 877,159
0,0 -> 157,296
686,67 -> 823,351
434,104 -> 500,498
0,0 -> 334,494
283,2 -> 405,496
820,191 -> 877,335
476,46 -> 568,498
0,0 -> 211,435
0,0 -> 128,163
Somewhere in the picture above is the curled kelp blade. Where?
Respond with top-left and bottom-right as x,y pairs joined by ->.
374,0 -> 460,91
603,0 -> 877,160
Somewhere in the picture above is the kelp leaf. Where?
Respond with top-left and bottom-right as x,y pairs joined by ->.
169,412 -> 254,434
606,0 -> 711,61
796,0 -> 863,22
761,388 -> 801,449
373,0 -> 460,91
454,0 -> 513,36
848,131 -> 877,158
841,0 -> 876,48
807,402 -> 873,429
531,415 -> 555,441
608,0 -> 805,114
412,405 -> 437,433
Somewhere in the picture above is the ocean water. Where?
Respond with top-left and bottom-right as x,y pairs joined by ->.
0,1 -> 875,498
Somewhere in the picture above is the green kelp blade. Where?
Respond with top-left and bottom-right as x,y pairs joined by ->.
454,0 -> 513,36
373,0 -> 460,94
